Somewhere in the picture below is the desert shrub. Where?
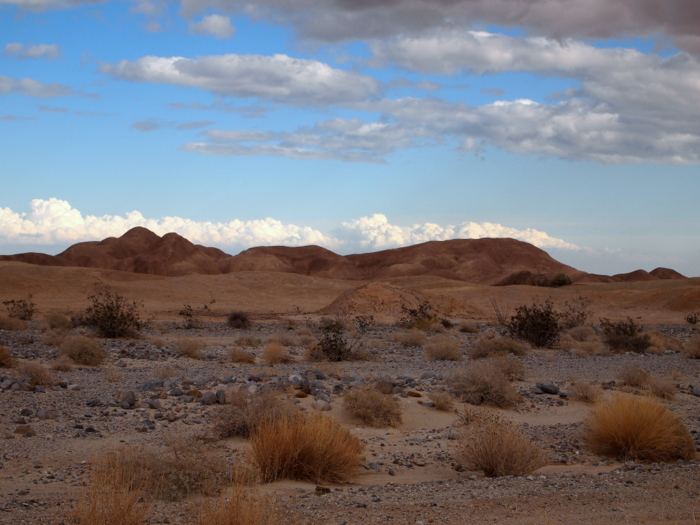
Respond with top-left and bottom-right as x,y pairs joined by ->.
229,348 -> 256,364
178,304 -> 200,329
584,395 -> 695,462
685,312 -> 699,325
470,337 -> 527,359
490,298 -> 511,326
61,336 -> 106,366
17,360 -> 54,385
620,365 -> 650,388
312,316 -> 371,362
211,391 -> 295,439
558,295 -> 592,329
429,322 -> 446,333
600,318 -> 651,353
51,354 -> 74,372
0,316 -> 27,331
42,329 -> 67,347
234,335 -> 262,348
459,321 -> 479,333
44,312 -> 71,330
343,386 -> 402,427
250,411 -> 364,483
507,300 -> 561,348
0,346 -> 15,368
449,362 -> 520,408
177,338 -> 204,359
3,294 -> 35,320
270,333 -> 299,347
542,273 -> 572,287
647,330 -> 684,354
647,375 -> 676,400
567,325 -> 597,342
457,410 -> 546,477
82,286 -> 141,338
105,366 -> 124,383
428,390 -> 455,411
261,342 -> 291,364
425,336 -> 462,361
687,337 -> 700,359
571,341 -> 607,357
154,364 -> 176,380
393,329 -> 427,348
489,355 -> 525,381
228,311 -> 251,330
570,381 -> 601,403
399,301 -> 437,330
195,484 -> 282,525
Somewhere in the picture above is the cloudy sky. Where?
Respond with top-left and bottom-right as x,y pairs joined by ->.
2,0 -> 699,276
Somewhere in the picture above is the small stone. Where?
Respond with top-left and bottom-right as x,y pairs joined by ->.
407,391 -> 422,398
215,389 -> 226,404
314,400 -> 331,412
536,382 -> 560,395
201,391 -> 217,405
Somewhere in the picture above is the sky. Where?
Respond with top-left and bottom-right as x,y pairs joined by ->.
1,0 -> 700,277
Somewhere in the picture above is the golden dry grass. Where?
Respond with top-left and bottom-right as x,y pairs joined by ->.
686,336 -> 700,359
584,395 -> 696,462
270,333 -> 299,347
0,315 -> 27,331
343,386 -> 402,427
177,338 -> 204,359
105,366 -> 124,383
488,355 -> 525,381
567,325 -> 598,342
61,336 -> 106,366
647,375 -> 676,400
457,409 -> 546,477
51,354 -> 75,372
17,360 -> 54,384
459,321 -> 480,333
229,348 -> 256,364
234,335 -> 263,348
391,329 -> 427,348
0,345 -> 15,368
195,484 -> 282,525
449,361 -> 520,408
470,337 -> 527,359
647,330 -> 685,354
44,312 -> 71,330
620,365 -> 650,388
42,329 -> 68,347
250,411 -> 364,483
570,381 -> 601,403
261,342 -> 291,364
424,336 -> 462,361
211,390 -> 295,439
428,390 -> 455,411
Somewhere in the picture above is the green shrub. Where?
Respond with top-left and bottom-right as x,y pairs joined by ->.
600,318 -> 651,353
3,294 -> 35,320
82,286 -> 141,338
507,300 -> 561,348
62,336 -> 107,366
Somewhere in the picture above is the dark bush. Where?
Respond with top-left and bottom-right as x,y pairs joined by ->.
314,316 -> 371,361
600,318 -> 651,353
82,286 -> 141,338
559,295 -> 592,329
399,302 -> 436,330
685,312 -> 699,325
3,294 -> 35,320
507,300 -> 561,348
178,304 -> 200,329
227,311 -> 251,330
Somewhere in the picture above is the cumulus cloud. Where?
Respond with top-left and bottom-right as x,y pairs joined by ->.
0,199 -> 580,255
189,14 -> 235,38
0,75 -> 95,98
0,0 -> 90,11
3,43 -> 61,60
100,53 -> 379,105
178,0 -> 700,55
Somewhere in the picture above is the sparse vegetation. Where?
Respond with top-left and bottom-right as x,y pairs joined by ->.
229,348 -> 256,363
507,300 -> 561,348
228,311 -> 251,330
449,361 -> 520,408
584,395 -> 696,462
261,341 -> 291,364
250,411 -> 364,483
489,355 -> 525,381
42,329 -> 67,347
81,286 -> 142,338
687,336 -> 700,359
3,294 -> 35,320
211,390 -> 295,439
459,321 -> 479,333
567,325 -> 597,342
51,354 -> 74,372
620,365 -> 650,388
0,315 -> 27,331
393,329 -> 427,348
470,337 -> 527,359
399,301 -> 437,330
234,335 -> 262,347
489,298 -> 511,326
17,360 -> 54,384
457,409 -> 546,477
600,317 -> 651,353
558,295 -> 592,329
343,386 -> 402,427
0,345 -> 15,368
647,375 -> 676,400
312,316 -> 372,362
570,381 -> 601,403
178,304 -> 200,329
44,312 -> 71,329
428,390 -> 455,411
424,336 -> 462,361
177,338 -> 204,359
537,273 -> 573,287
195,484 -> 282,525
61,336 -> 106,366
685,312 -> 699,325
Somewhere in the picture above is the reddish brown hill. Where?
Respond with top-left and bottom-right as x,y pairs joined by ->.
613,269 -> 659,282
650,267 -> 687,280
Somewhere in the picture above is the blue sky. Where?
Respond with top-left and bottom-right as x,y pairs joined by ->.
2,0 -> 700,276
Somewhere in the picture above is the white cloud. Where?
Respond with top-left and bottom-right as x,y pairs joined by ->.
189,14 -> 236,39
100,53 -> 379,105
0,199 -> 580,255
0,75 -> 94,98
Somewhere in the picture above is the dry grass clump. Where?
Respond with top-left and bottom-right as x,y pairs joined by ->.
343,386 -> 402,427
61,336 -> 106,366
270,333 -> 299,347
687,336 -> 700,359
429,322 -> 446,333
229,348 -> 256,364
44,312 -> 71,330
428,390 -> 455,411
154,364 -> 177,380
261,342 -> 292,364
449,362 -> 520,408
392,330 -> 427,348
105,366 -> 124,383
51,354 -> 75,372
571,341 -> 607,357
584,395 -> 696,462
647,330 -> 685,354
457,410 -> 546,477
489,355 -> 525,381
195,484 -> 282,525
251,411 -> 363,483
0,346 -> 15,368
424,336 -> 462,361
0,316 -> 27,331
177,338 -> 204,359
234,335 -> 263,348
647,375 -> 676,400
459,321 -> 479,334
211,390 -> 296,439
620,365 -> 650,388
42,329 -> 68,347
567,325 -> 597,342
570,381 -> 601,403
17,360 -> 54,385
470,337 -> 527,359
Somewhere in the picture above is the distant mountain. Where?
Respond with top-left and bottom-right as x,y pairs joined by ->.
0,227 -> 687,284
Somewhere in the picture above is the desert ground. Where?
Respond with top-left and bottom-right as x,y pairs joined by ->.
1,259 -> 700,525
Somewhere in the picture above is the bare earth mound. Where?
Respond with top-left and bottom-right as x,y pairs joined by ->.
318,281 -> 425,318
